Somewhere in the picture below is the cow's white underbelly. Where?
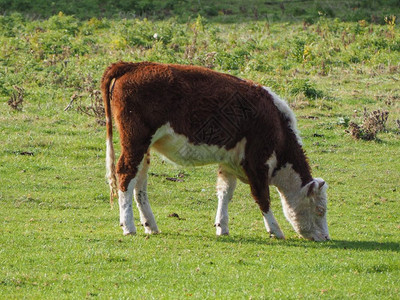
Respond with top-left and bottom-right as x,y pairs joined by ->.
150,123 -> 247,180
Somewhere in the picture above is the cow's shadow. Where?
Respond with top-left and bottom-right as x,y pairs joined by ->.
334,239 -> 400,252
214,235 -> 400,253
159,231 -> 399,252
290,239 -> 400,253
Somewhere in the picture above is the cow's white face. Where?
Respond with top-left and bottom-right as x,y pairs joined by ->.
270,162 -> 330,241
279,178 -> 329,241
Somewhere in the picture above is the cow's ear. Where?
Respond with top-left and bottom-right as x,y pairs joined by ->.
306,179 -> 326,197
307,181 -> 316,197
315,178 -> 326,190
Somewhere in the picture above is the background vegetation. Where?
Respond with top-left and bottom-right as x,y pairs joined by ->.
1,0 -> 399,298
1,0 -> 400,23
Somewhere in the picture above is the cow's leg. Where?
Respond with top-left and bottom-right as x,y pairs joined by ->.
242,159 -> 285,239
118,177 -> 137,236
133,151 -> 159,234
215,166 -> 237,236
117,138 -> 150,236
262,210 -> 285,239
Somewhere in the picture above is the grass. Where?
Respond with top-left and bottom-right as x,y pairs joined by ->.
1,1 -> 400,298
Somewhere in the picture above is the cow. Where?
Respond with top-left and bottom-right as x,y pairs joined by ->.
101,61 -> 330,241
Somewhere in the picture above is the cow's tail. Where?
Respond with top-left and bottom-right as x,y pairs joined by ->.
101,62 -> 137,206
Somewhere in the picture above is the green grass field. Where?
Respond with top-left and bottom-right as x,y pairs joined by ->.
1,1 -> 400,298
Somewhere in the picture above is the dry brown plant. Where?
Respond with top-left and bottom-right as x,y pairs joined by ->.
7,85 -> 24,111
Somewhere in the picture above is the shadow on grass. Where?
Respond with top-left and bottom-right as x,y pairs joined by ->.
212,235 -> 400,252
323,239 -> 400,253
152,230 -> 399,252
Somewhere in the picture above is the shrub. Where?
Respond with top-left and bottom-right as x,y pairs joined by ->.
215,51 -> 246,71
348,108 -> 389,140
201,6 -> 219,17
7,85 -> 24,111
45,12 -> 79,35
291,38 -> 306,63
290,79 -> 324,99
0,13 -> 25,37
75,90 -> 105,126
67,74 -> 105,125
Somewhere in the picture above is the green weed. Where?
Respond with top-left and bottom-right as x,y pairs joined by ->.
290,79 -> 324,100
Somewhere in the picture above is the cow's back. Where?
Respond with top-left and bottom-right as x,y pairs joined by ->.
111,63 -> 286,152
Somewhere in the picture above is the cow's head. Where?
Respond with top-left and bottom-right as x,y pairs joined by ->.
279,178 -> 330,241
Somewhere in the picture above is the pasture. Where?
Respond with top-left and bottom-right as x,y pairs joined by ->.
1,1 -> 400,298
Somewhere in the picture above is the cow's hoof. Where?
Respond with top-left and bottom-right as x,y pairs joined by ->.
216,227 -> 229,236
217,232 -> 229,236
269,231 -> 285,240
120,221 -> 136,236
121,225 -> 136,236
144,227 -> 160,235
306,233 -> 330,242
123,230 -> 136,236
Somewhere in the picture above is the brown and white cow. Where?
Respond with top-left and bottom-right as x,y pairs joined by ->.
101,61 -> 330,241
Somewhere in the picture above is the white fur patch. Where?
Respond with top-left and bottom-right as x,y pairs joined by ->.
133,158 -> 159,234
262,87 -> 302,145
118,179 -> 136,235
106,137 -> 118,200
106,139 -> 114,181
271,164 -> 330,241
262,210 -> 285,239
215,171 -> 236,235
270,163 -> 302,197
265,151 -> 277,180
151,123 -> 247,179
270,163 -> 303,231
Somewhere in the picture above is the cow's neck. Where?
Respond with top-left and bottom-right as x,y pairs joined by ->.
270,149 -> 312,198
271,163 -> 304,198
